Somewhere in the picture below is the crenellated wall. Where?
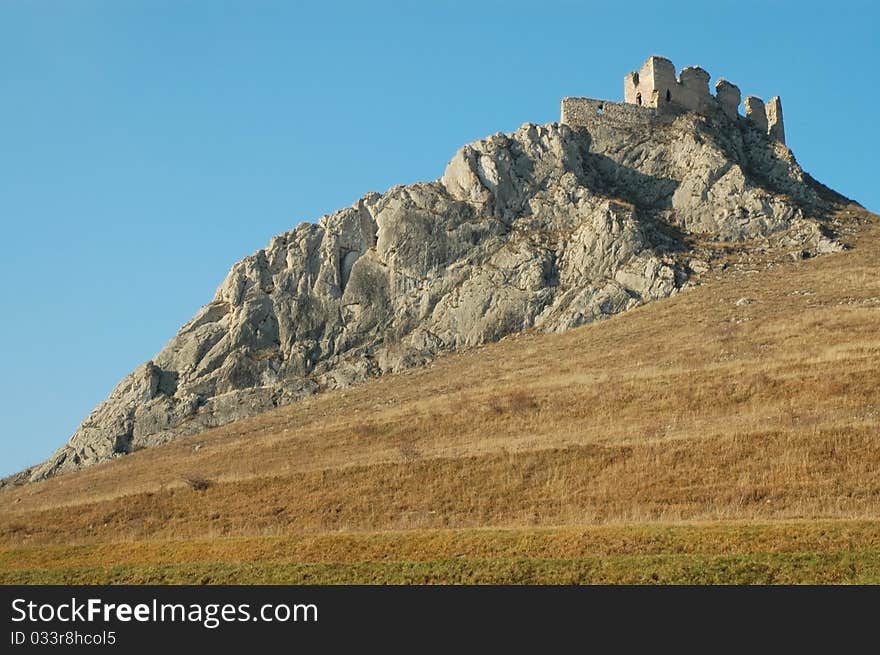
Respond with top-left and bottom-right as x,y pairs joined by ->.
616,55 -> 785,143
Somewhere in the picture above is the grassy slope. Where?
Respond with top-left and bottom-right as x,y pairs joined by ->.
1,204 -> 878,584
4,521 -> 880,584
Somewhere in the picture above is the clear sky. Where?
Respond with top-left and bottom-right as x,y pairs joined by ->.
1,0 -> 877,477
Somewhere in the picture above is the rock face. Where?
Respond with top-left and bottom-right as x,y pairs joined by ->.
20,109 -> 839,483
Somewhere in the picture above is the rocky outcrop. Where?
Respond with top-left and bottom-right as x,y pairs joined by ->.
18,111 -> 839,483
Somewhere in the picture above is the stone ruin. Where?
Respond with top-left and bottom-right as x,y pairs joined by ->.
562,55 -> 785,143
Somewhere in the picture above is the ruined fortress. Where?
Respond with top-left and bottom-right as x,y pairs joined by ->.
561,55 -> 785,143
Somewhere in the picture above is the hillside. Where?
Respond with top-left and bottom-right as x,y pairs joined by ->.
14,96 -> 838,484
1,201 -> 877,584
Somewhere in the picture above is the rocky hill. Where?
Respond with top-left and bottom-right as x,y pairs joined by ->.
11,99 -> 846,485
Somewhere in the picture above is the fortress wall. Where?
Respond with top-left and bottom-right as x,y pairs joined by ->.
715,79 -> 741,119
745,96 -> 768,133
623,72 -> 640,105
766,96 -> 785,143
561,97 -> 657,129
570,56 -> 786,144
676,66 -> 713,113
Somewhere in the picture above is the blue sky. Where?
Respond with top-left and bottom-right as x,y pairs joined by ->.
1,0 -> 877,477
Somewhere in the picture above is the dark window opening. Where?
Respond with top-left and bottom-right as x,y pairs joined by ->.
596,103 -> 604,115
666,89 -> 672,102
636,93 -> 642,106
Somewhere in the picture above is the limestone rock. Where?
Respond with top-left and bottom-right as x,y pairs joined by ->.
16,111 -> 837,484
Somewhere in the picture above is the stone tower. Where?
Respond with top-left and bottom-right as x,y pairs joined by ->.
624,56 -> 677,108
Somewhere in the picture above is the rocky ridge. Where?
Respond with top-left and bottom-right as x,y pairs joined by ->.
10,106 -> 845,484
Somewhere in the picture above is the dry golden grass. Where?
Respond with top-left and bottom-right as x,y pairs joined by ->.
1,203 -> 878,583
4,521 -> 880,584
